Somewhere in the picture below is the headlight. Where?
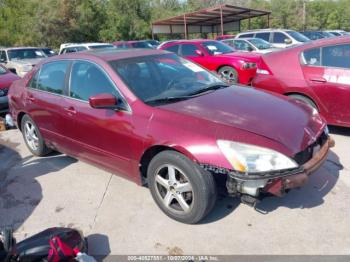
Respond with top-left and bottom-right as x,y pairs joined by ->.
0,89 -> 5,97
217,140 -> 298,173
20,65 -> 32,72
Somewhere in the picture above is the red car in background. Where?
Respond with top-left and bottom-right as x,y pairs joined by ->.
0,65 -> 20,115
159,40 -> 260,85
215,34 -> 236,41
253,36 -> 350,127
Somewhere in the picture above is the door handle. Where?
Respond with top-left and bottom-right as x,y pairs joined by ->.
310,77 -> 327,83
64,106 -> 76,115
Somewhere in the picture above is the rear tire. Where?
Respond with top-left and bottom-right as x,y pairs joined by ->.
21,114 -> 51,156
288,94 -> 318,111
147,150 -> 217,224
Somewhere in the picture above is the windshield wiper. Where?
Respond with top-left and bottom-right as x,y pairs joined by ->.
145,83 -> 229,105
188,83 -> 229,96
145,96 -> 192,105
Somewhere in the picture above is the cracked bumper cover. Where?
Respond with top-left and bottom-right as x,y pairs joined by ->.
202,136 -> 335,197
264,136 -> 335,196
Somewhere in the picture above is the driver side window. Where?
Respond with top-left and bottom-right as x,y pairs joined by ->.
69,61 -> 119,101
272,32 -> 289,44
181,44 -> 200,57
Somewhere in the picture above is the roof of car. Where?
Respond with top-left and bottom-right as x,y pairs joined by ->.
55,48 -> 170,62
224,38 -> 257,41
302,35 -> 350,47
265,35 -> 350,56
162,39 -> 219,45
1,47 -> 43,51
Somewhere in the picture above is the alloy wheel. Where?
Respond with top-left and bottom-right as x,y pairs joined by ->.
154,164 -> 194,214
219,67 -> 238,83
24,121 -> 39,151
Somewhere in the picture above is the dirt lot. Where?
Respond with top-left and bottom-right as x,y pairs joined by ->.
1,127 -> 350,256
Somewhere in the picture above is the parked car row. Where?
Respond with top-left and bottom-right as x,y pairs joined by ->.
1,31 -> 349,224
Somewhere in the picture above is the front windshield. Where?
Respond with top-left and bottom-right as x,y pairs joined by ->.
286,30 -> 311,42
8,49 -> 46,60
201,41 -> 234,55
109,54 -> 225,104
247,38 -> 272,50
89,44 -> 115,49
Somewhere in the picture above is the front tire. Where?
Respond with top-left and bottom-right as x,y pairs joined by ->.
218,66 -> 238,84
21,114 -> 51,156
148,151 -> 217,224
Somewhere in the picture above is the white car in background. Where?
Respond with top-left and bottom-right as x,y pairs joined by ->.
0,47 -> 47,77
223,38 -> 279,54
236,29 -> 311,48
59,43 -> 114,55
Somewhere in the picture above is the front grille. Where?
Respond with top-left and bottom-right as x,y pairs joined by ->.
294,131 -> 328,165
0,87 -> 9,97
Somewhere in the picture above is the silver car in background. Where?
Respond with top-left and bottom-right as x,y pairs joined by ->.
0,47 -> 47,77
223,38 -> 279,54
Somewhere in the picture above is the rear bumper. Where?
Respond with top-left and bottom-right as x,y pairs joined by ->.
238,68 -> 257,85
264,137 -> 334,196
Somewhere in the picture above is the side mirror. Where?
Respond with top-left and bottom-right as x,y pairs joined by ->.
0,58 -> 6,63
195,50 -> 204,56
284,38 -> 293,45
247,46 -> 254,52
89,93 -> 118,110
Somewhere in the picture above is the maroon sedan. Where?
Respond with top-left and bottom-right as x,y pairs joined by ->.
0,65 -> 20,115
159,40 -> 260,85
253,36 -> 350,127
9,49 -> 333,223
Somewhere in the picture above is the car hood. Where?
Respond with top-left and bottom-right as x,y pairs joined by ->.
158,86 -> 325,154
0,72 -> 20,88
9,58 -> 45,66
214,51 -> 261,62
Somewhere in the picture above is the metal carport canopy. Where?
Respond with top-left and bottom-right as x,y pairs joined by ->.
152,4 -> 271,38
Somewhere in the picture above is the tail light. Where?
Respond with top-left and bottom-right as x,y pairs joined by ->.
256,58 -> 272,75
241,62 -> 257,69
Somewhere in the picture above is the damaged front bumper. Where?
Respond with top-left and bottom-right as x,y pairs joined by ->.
263,136 -> 335,197
202,136 -> 335,201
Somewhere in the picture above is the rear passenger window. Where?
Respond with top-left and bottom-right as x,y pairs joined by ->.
322,44 -> 350,69
273,32 -> 289,44
70,61 -> 118,101
255,32 -> 270,42
301,48 -> 321,66
238,33 -> 254,38
37,61 -> 69,94
164,45 -> 180,54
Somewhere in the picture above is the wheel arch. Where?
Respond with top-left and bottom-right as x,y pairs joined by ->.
216,64 -> 237,72
139,144 -> 198,184
17,111 -> 27,131
284,92 -> 319,110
